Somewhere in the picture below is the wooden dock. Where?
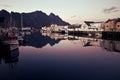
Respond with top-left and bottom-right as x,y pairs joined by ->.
68,31 -> 102,36
51,30 -> 120,40
102,31 -> 120,40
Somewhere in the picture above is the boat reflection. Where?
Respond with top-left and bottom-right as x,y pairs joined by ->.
0,43 -> 19,68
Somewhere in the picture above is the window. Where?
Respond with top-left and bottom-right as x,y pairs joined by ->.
106,26 -> 108,27
117,25 -> 120,27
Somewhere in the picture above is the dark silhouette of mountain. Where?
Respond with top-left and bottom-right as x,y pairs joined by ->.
49,13 -> 68,25
0,9 -> 70,29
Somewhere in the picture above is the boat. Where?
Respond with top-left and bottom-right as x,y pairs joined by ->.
3,27 -> 19,45
2,14 -> 19,50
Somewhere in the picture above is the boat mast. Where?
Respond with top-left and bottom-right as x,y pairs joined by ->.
10,13 -> 12,28
21,13 -> 23,29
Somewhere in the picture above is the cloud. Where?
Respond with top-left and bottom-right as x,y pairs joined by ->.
103,6 -> 119,13
0,4 -> 12,7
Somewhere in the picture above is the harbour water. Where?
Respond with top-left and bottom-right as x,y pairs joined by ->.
0,32 -> 120,80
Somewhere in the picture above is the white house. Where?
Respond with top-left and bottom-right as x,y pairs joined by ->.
41,24 -> 69,33
81,21 -> 103,31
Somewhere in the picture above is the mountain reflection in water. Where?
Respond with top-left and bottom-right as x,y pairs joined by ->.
22,32 -> 61,48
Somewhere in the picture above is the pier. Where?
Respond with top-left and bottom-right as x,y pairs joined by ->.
68,31 -> 102,36
102,31 -> 120,40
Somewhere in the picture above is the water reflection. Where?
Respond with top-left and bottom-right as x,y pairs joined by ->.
1,31 -> 119,68
22,32 -> 61,48
41,32 -> 120,53
0,43 -> 19,68
103,40 -> 120,52
0,31 -> 120,80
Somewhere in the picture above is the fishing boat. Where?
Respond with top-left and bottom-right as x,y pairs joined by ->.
3,27 -> 19,44
2,27 -> 19,51
2,14 -> 19,51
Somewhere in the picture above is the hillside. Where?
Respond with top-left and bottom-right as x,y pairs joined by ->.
0,9 -> 70,29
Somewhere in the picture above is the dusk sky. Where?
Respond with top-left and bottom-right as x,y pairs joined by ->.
0,0 -> 120,24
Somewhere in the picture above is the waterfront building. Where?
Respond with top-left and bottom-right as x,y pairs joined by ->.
115,19 -> 120,31
68,24 -> 81,31
41,24 -> 69,33
81,21 -> 103,31
104,18 -> 120,32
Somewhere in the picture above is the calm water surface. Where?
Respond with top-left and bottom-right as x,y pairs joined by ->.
0,32 -> 120,80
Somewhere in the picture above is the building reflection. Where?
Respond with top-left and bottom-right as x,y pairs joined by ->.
42,31 -> 102,47
0,43 -> 19,68
80,38 -> 102,47
103,40 -> 120,52
42,31 -> 120,53
42,31 -> 68,40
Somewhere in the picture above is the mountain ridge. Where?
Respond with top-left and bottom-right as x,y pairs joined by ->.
0,9 -> 70,29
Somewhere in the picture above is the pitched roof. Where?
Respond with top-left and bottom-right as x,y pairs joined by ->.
84,21 -> 94,26
116,18 -> 120,22
105,19 -> 112,23
106,18 -> 120,23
